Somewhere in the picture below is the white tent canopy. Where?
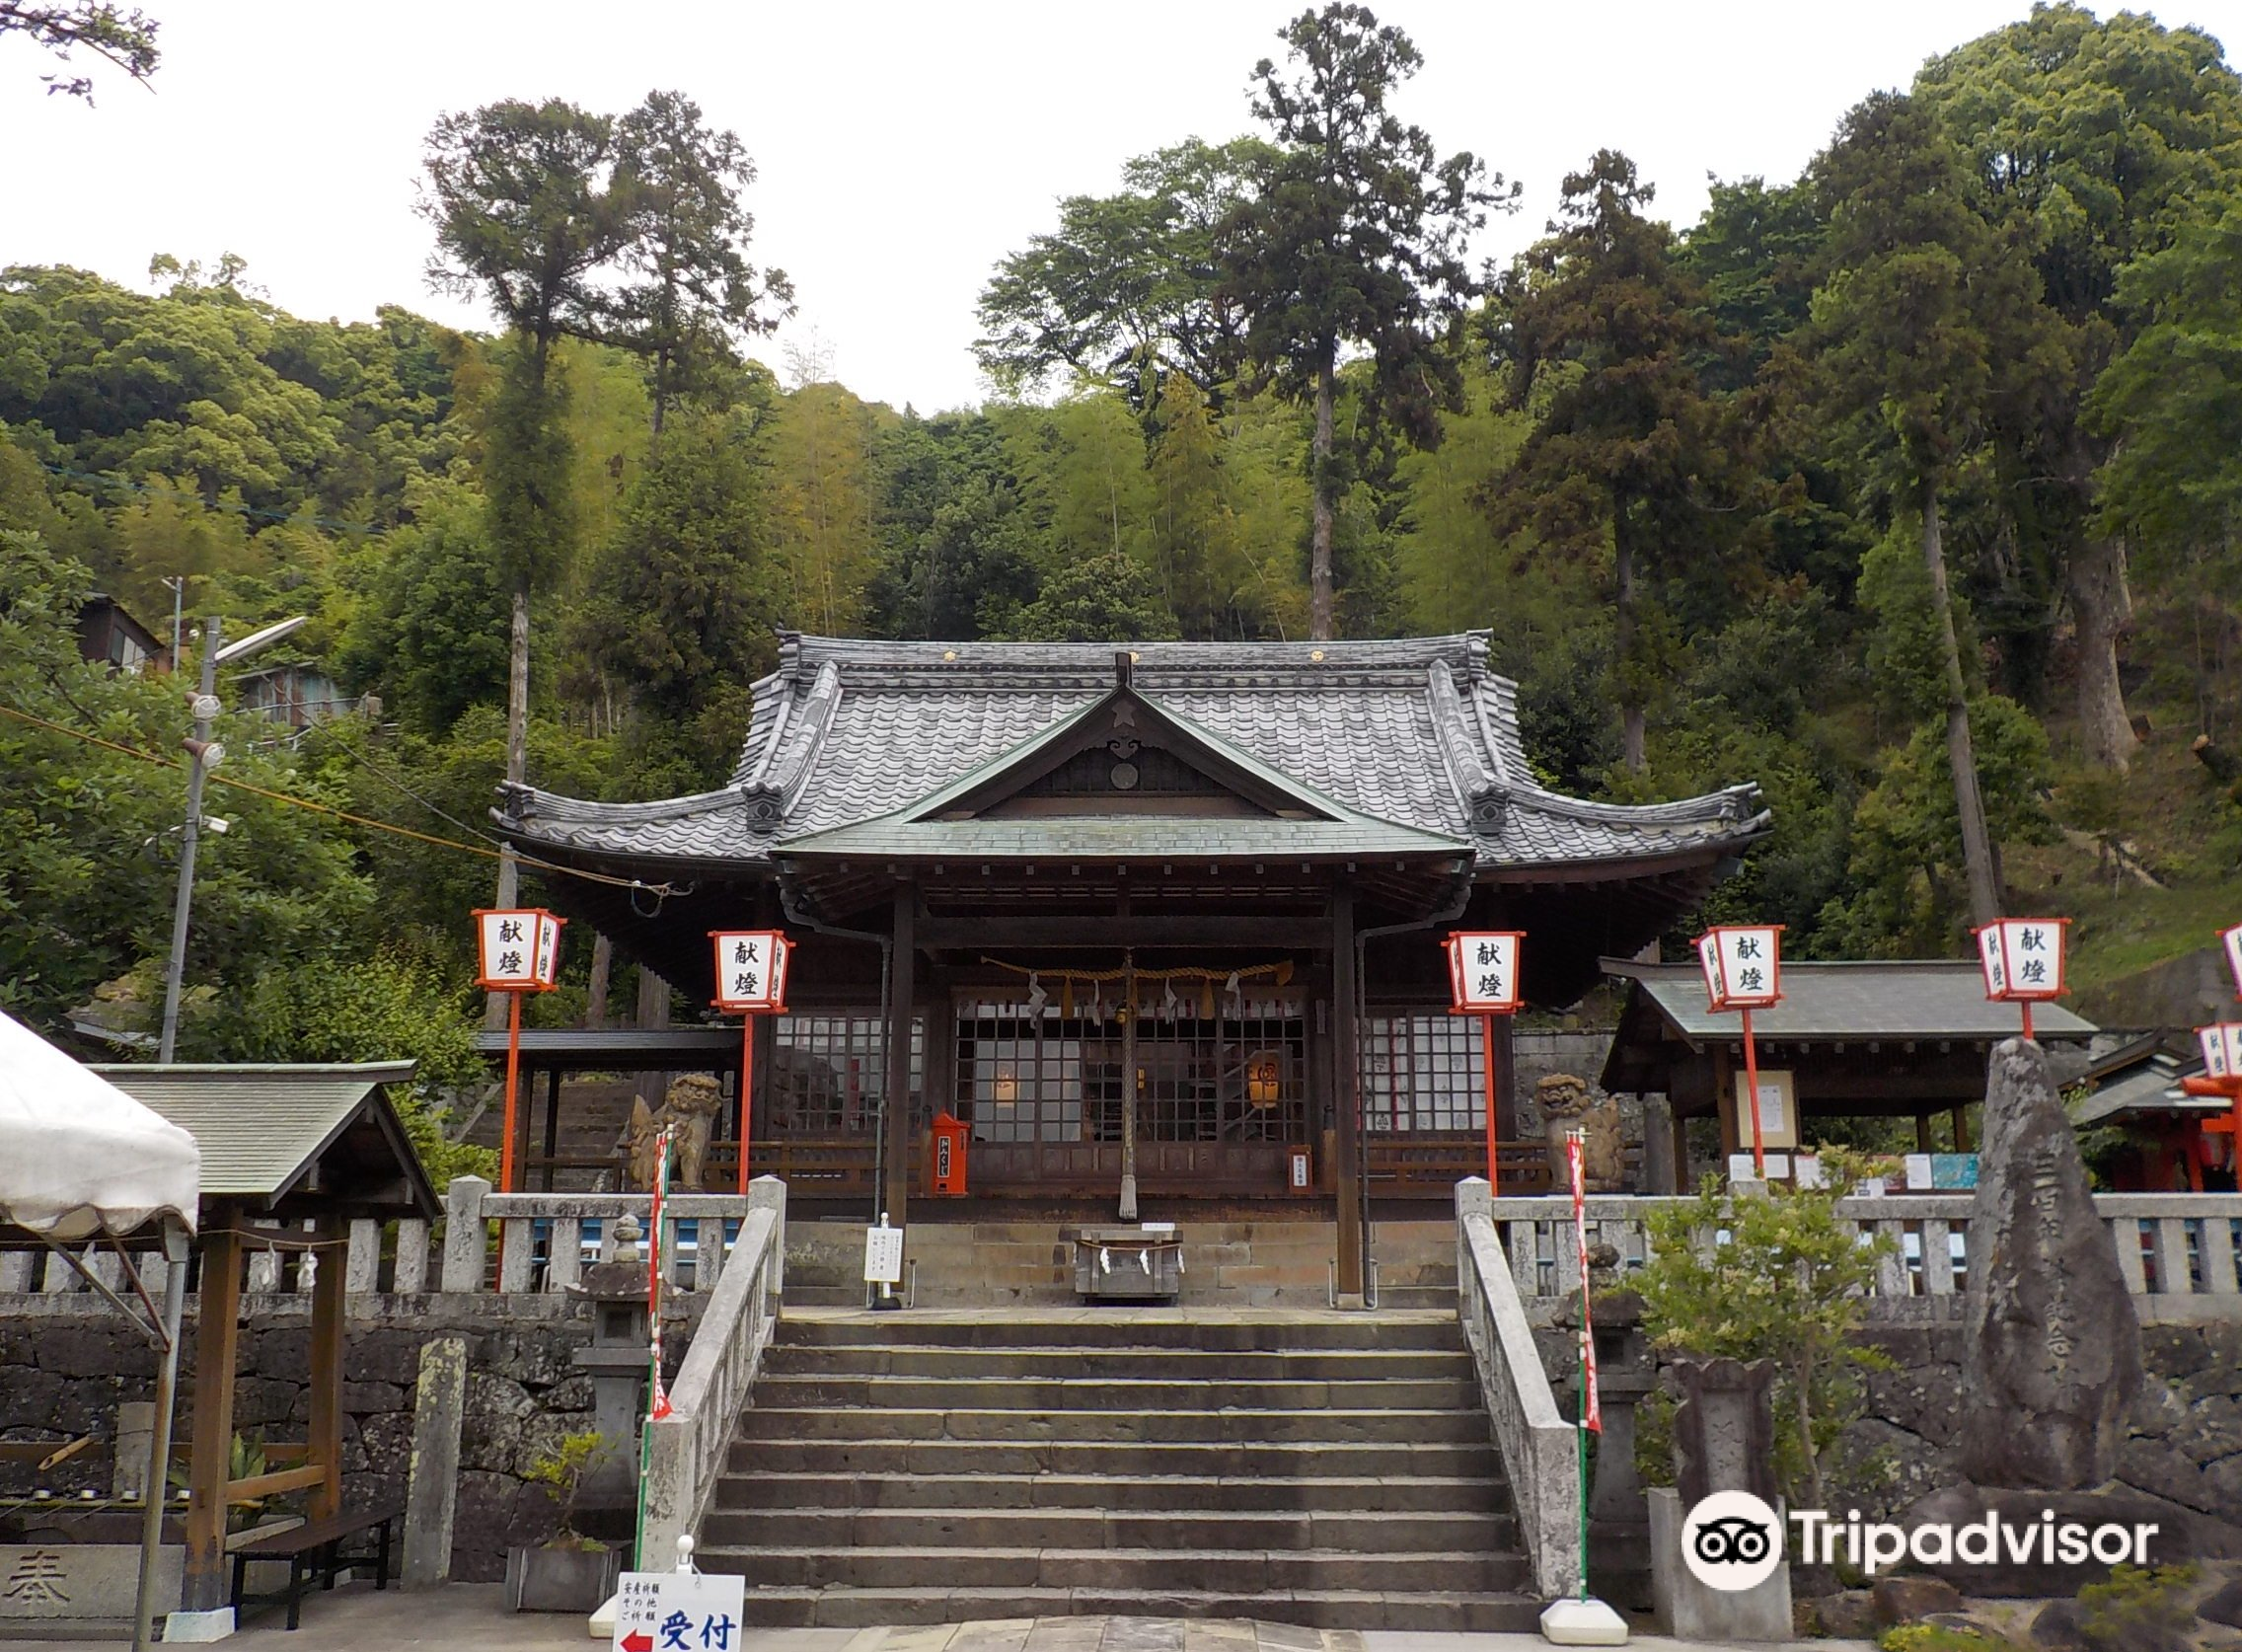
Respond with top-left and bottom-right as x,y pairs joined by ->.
0,1010 -> 200,1239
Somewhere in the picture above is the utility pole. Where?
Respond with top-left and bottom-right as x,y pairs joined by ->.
158,618 -> 222,1063
156,613 -> 307,1062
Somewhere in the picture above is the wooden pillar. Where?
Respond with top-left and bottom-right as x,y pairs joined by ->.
919,971 -> 954,1195
305,1215 -> 346,1520
1120,951 -> 1139,1219
1672,1108 -> 1692,1196
882,882 -> 916,1226
182,1216 -> 242,1611
1951,1105 -> 1972,1153
542,1068 -> 562,1191
1332,885 -> 1363,1298
1916,1112 -> 1935,1154
1711,1047 -> 1739,1161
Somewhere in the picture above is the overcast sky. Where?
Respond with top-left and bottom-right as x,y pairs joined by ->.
8,1 -> 2239,413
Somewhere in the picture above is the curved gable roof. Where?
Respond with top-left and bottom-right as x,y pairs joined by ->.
498,632 -> 1767,877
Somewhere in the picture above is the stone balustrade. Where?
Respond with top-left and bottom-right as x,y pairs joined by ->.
0,1176 -> 769,1310
1484,1191 -> 2242,1323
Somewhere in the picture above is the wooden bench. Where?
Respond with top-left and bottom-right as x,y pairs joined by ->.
229,1503 -> 400,1629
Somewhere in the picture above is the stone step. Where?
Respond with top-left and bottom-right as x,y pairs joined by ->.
716,1584 -> 1544,1632
693,1544 -> 1530,1595
762,1343 -> 1473,1381
727,1437 -> 1497,1479
700,1507 -> 1518,1554
710,1470 -> 1509,1515
775,1314 -> 1465,1351
751,1375 -> 1481,1411
733,1406 -> 1490,1445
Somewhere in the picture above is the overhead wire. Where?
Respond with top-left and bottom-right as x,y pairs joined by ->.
0,701 -> 684,898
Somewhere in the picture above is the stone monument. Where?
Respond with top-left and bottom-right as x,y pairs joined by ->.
1957,1037 -> 2141,1489
1648,1357 -> 1793,1642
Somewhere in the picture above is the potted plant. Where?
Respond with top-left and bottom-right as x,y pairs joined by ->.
505,1430 -> 622,1613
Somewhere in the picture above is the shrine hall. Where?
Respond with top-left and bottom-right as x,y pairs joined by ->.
493,633 -> 1765,1284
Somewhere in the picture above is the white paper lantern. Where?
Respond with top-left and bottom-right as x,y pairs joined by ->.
1975,917 -> 2069,1001
1695,925 -> 1783,1012
475,908 -> 563,991
710,930 -> 791,1013
2199,1022 -> 2242,1082
1446,932 -> 1525,1014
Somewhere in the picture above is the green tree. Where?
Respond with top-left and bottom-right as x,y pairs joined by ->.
1635,1161 -> 1898,1509
1817,696 -> 2055,955
1810,91 -> 2052,927
0,530 -> 371,1036
1916,4 -> 2242,771
2088,193 -> 2242,733
574,407 -> 779,769
1011,549 -> 1179,643
419,98 -> 635,928
610,89 -> 793,441
1147,374 -> 1254,638
3,0 -> 158,102
767,379 -> 885,636
1487,150 -> 1737,773
1219,3 -> 1512,639
336,480 -> 508,735
976,136 -> 1274,413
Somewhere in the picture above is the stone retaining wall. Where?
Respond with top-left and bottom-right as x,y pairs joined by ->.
0,1298 -> 696,1584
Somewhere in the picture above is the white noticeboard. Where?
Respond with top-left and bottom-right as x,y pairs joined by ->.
612,1570 -> 746,1652
863,1224 -> 904,1285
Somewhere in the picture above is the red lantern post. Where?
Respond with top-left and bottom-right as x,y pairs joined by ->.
1446,932 -> 1526,1194
473,908 -> 565,1192
1975,917 -> 2072,1043
1694,925 -> 1784,1178
710,930 -> 791,1192
2182,923 -> 2242,1184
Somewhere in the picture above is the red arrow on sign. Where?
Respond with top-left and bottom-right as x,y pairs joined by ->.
621,1633 -> 653,1652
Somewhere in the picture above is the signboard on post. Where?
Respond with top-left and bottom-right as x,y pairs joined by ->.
863,1222 -> 903,1285
611,1569 -> 746,1652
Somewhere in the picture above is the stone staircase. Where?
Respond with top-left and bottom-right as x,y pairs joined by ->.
697,1311 -> 1537,1630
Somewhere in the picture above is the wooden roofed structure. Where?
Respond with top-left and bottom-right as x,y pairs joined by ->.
496,633 -> 1767,1291
1600,959 -> 2099,1189
90,1062 -> 435,1614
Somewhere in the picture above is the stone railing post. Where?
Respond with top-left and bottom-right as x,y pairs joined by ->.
746,1175 -> 786,1306
438,1176 -> 490,1294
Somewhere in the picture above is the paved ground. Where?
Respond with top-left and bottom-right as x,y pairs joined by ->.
1,1582 -> 1870,1649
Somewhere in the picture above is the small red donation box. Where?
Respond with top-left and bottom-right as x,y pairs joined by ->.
930,1111 -> 969,1196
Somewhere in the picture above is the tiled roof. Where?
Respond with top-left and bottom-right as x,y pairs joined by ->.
1605,960 -> 2100,1042
89,1062 -> 434,1213
497,632 -> 1766,875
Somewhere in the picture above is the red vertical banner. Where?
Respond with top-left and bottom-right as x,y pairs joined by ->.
1567,1130 -> 1602,1434
647,1126 -> 672,1422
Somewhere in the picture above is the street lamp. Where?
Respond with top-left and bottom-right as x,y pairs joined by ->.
156,614 -> 309,1062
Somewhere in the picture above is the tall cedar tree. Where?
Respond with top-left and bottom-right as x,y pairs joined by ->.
1489,151 -> 1733,774
611,90 -> 794,442
1915,5 -> 2242,771
419,97 -> 634,1028
1811,92 -> 2050,928
976,138 -> 1274,415
1219,4 -> 1511,639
